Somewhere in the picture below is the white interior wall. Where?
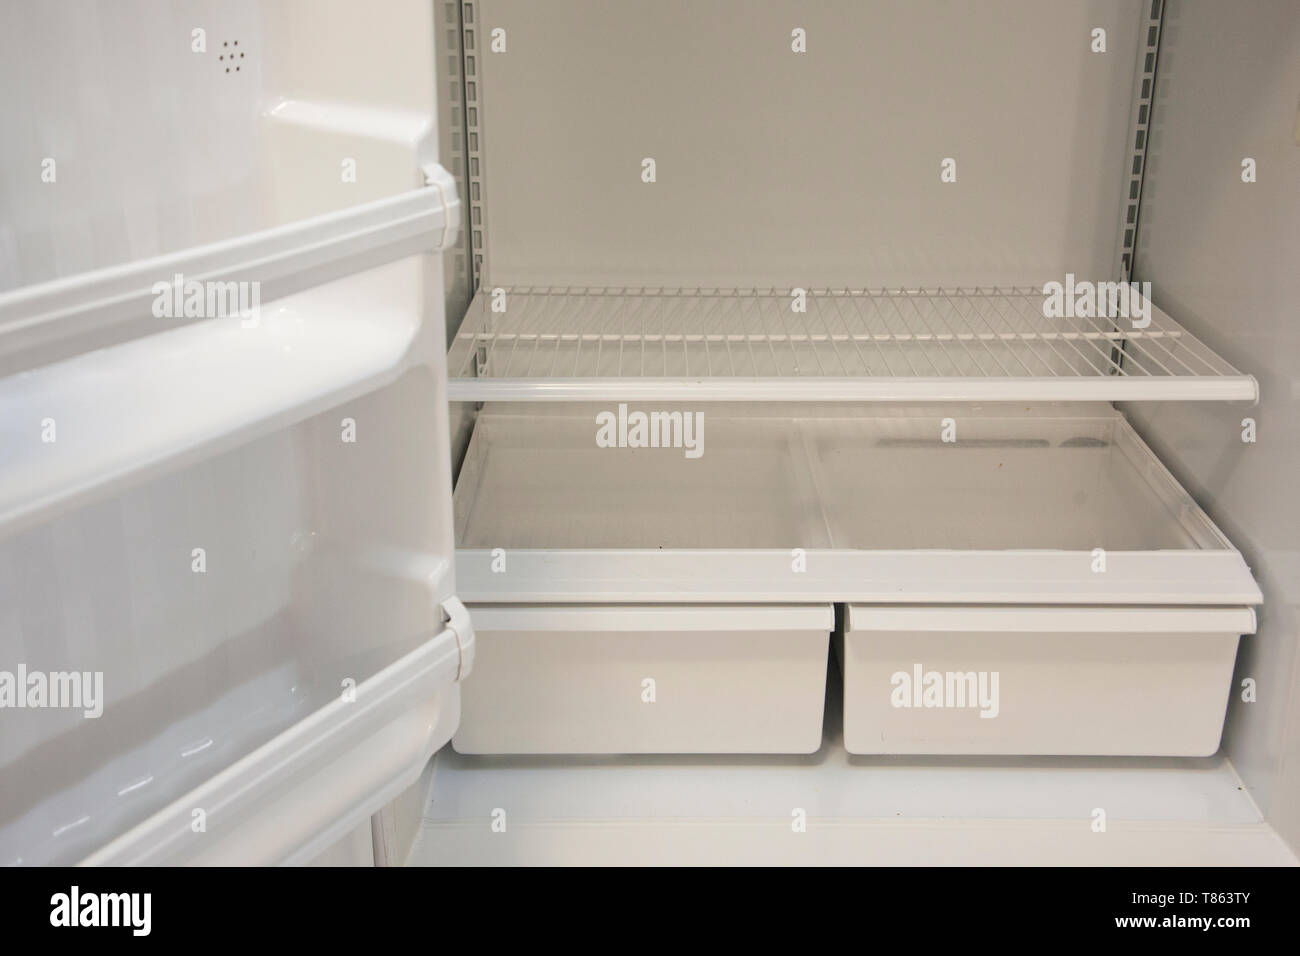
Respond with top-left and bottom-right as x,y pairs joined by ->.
0,0 -> 441,292
1121,0 -> 1300,853
0,0 -> 263,290
474,0 -> 1141,289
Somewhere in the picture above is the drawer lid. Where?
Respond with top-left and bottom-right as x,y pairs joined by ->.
468,603 -> 834,632
846,604 -> 1256,634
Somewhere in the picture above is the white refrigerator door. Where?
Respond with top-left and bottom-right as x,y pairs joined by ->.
0,1 -> 470,866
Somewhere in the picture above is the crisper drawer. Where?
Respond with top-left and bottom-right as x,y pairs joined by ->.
839,606 -> 1254,757
454,604 -> 833,754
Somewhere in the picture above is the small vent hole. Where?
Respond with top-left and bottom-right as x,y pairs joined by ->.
220,40 -> 246,76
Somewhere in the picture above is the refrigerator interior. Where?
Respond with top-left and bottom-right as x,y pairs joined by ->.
423,0 -> 1300,866
0,0 -> 1296,867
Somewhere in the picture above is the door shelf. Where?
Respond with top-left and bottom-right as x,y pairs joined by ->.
81,598 -> 471,866
447,287 -> 1257,402
0,169 -> 459,371
0,261 -> 424,537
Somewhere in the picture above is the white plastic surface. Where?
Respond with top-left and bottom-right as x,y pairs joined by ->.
1,261 -> 422,536
840,605 -> 1251,756
454,604 -> 832,754
0,180 -> 458,370
414,689 -> 1298,865
0,0 -> 445,292
0,0 -> 467,866
0,359 -> 466,865
84,600 -> 471,866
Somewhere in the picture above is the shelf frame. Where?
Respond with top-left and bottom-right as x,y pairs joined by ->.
454,547 -> 1262,607
448,286 -> 1258,403
448,375 -> 1257,403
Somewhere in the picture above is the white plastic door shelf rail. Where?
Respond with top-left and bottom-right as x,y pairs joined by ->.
0,172 -> 460,537
83,598 -> 473,866
0,166 -> 459,368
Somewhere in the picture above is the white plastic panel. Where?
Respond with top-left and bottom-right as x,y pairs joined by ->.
0,0 -> 266,291
0,0 -> 440,292
454,604 -> 832,754
472,0 -> 1141,289
840,604 -> 1251,756
0,0 -> 466,865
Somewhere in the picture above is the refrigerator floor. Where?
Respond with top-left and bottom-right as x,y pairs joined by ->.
408,669 -> 1297,866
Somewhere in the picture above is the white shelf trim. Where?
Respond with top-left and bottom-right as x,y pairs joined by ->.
455,548 -> 1263,606
448,375 -> 1257,402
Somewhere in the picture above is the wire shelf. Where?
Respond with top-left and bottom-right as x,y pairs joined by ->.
446,286 -> 1256,402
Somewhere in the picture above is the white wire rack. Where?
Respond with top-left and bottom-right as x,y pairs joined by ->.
446,287 -> 1256,402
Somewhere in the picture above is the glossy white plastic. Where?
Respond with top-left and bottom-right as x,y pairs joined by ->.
839,605 -> 1252,756
454,604 -> 832,754
0,0 -> 469,866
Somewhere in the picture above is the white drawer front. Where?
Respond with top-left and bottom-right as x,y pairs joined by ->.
455,605 -> 833,754
841,606 -> 1253,756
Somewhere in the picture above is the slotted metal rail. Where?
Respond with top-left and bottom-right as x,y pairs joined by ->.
446,287 -> 1256,402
